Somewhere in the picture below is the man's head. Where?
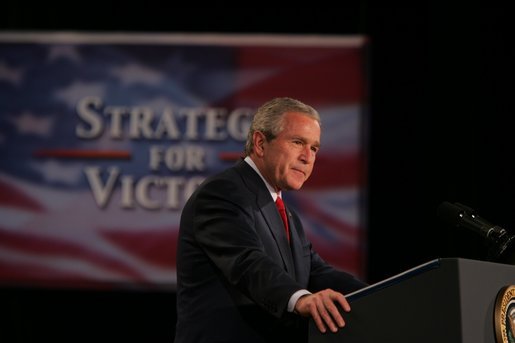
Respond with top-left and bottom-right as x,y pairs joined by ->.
246,97 -> 321,191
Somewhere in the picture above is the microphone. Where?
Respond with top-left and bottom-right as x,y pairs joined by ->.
437,201 -> 515,263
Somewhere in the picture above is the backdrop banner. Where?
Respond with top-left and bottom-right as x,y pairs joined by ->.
0,32 -> 368,289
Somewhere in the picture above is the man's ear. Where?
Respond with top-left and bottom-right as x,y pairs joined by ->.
253,131 -> 266,157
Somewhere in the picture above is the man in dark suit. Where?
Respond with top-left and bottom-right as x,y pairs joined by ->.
175,97 -> 366,343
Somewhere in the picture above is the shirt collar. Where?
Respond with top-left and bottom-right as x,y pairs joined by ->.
244,156 -> 281,201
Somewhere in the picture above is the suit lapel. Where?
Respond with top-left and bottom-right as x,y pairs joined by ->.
235,161 -> 296,276
259,198 -> 296,277
287,208 -> 309,285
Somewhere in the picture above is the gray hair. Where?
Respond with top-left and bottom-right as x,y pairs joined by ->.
244,97 -> 321,155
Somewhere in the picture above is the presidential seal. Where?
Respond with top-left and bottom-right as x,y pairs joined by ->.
495,285 -> 515,343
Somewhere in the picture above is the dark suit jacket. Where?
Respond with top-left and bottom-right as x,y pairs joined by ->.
175,160 -> 365,343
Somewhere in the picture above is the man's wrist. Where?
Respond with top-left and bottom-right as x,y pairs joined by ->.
287,289 -> 312,312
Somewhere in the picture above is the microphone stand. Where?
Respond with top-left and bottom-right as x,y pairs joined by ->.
453,203 -> 515,264
439,202 -> 515,265
488,228 -> 515,264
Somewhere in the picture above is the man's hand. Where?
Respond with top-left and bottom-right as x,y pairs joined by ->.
294,288 -> 350,333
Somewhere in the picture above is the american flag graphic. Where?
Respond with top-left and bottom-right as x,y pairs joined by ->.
0,33 -> 368,289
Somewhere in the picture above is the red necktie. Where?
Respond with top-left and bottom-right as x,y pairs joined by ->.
275,196 -> 290,241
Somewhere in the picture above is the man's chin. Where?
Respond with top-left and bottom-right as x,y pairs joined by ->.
285,181 -> 305,191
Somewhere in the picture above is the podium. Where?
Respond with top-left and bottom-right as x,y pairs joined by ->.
309,258 -> 515,343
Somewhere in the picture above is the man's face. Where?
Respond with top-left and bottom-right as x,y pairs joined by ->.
261,111 -> 321,191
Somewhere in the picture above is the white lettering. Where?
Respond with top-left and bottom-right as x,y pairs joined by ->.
76,96 -> 104,139
84,166 -> 119,208
75,96 -> 252,142
85,166 -> 206,210
105,106 -> 128,139
135,175 -> 161,210
228,108 -> 253,140
130,107 -> 154,139
205,108 -> 227,140
149,145 -> 206,171
154,108 -> 181,139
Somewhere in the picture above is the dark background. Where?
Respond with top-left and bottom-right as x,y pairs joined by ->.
2,4 -> 514,342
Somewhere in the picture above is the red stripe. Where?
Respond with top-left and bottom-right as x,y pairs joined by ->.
217,47 -> 366,108
99,227 -> 178,268
304,152 -> 365,189
0,229 -> 147,281
218,151 -> 244,161
0,180 -> 45,212
299,200 -> 359,237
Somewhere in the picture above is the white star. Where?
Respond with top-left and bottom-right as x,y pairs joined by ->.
0,61 -> 24,86
111,63 -> 163,86
47,45 -> 82,64
54,81 -> 106,108
32,160 -> 83,185
11,111 -> 54,137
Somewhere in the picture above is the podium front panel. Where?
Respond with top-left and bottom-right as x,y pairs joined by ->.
309,258 -> 515,343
